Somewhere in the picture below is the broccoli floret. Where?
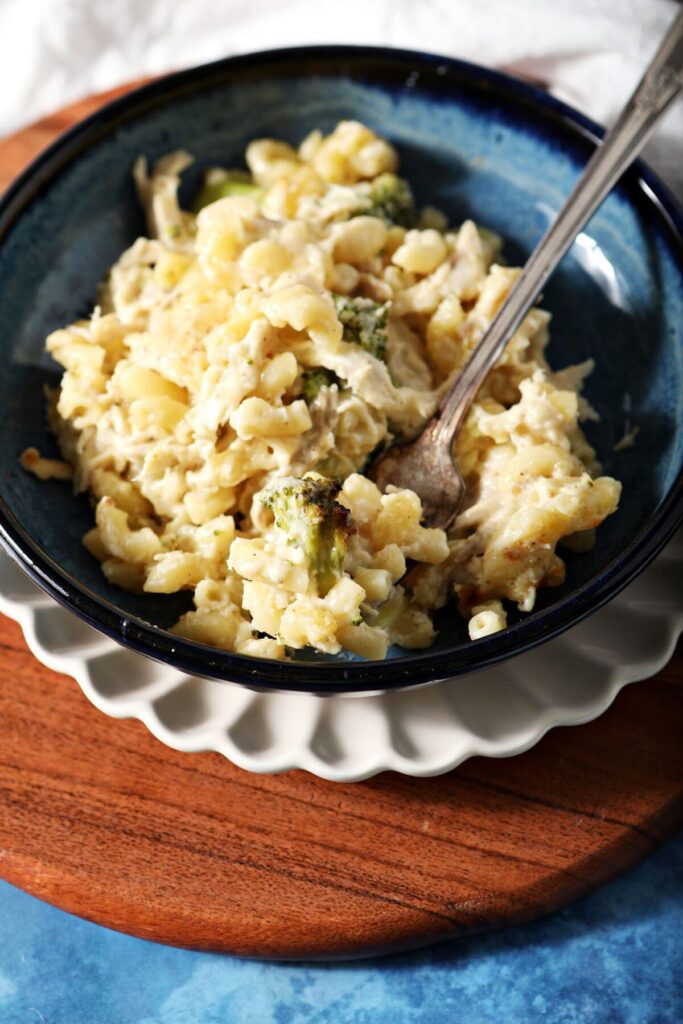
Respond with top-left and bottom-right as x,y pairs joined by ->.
192,168 -> 264,212
333,295 -> 390,361
260,476 -> 352,594
362,173 -> 416,227
301,367 -> 340,403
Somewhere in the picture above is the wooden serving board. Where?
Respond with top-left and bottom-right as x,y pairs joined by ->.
1,87 -> 682,960
0,611 -> 681,959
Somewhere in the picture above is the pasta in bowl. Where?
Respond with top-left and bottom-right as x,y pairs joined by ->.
22,120 -> 621,662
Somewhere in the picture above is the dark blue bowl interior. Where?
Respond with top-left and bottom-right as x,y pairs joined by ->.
0,48 -> 681,691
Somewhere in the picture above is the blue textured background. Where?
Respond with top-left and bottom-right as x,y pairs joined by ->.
1,830 -> 682,1023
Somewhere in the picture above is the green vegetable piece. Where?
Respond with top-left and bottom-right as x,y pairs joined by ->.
333,294 -> 390,361
314,456 -> 344,480
363,173 -> 416,227
260,476 -> 353,595
301,367 -> 340,403
192,169 -> 264,212
372,588 -> 404,629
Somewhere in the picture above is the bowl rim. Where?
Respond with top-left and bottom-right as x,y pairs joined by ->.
0,43 -> 682,694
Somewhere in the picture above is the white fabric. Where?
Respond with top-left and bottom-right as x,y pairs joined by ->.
1,0 -> 681,197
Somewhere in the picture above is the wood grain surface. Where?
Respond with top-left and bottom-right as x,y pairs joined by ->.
0,86 -> 681,960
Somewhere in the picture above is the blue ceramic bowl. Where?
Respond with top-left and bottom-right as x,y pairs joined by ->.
0,46 -> 681,694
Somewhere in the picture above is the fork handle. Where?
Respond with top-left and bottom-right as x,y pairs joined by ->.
431,8 -> 683,454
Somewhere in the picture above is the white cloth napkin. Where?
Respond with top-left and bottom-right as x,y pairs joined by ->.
1,0 -> 681,197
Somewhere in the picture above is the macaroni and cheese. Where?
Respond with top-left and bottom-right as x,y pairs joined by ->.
24,121 -> 621,660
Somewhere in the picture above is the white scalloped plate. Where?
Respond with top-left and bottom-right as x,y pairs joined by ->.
0,532 -> 681,782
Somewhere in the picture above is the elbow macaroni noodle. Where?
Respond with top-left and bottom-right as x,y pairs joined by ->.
23,121 -> 621,660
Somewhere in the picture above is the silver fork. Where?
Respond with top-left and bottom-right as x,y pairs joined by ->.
370,8 -> 683,530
